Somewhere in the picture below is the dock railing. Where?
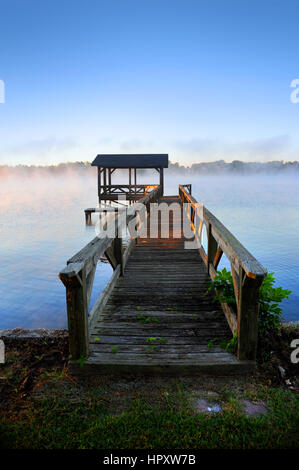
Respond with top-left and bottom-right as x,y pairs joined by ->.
179,184 -> 266,361
99,184 -> 160,200
59,185 -> 162,360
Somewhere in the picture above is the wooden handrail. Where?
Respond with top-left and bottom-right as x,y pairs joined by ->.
59,185 -> 162,359
204,208 -> 265,279
179,184 -> 266,361
100,184 -> 159,189
181,184 -> 192,195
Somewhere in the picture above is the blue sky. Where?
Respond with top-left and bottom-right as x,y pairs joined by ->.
0,0 -> 299,165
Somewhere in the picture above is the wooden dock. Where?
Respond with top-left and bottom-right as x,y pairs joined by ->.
59,185 -> 266,376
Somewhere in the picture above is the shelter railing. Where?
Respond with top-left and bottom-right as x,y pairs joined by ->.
100,184 -> 159,195
179,184 -> 266,361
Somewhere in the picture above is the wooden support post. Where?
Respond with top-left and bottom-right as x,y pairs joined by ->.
128,168 -> 131,199
103,168 -> 107,194
111,221 -> 123,274
213,247 -> 223,270
104,244 -> 118,270
113,235 -> 123,275
159,167 -> 164,196
85,210 -> 92,225
86,263 -> 96,307
134,168 -> 137,197
231,263 -> 240,310
59,268 -> 89,360
97,167 -> 101,203
237,269 -> 263,361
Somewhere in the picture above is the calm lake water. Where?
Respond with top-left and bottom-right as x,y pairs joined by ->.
0,172 -> 298,328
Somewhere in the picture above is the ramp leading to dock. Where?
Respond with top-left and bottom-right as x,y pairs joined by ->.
86,205 -> 248,374
59,187 -> 265,375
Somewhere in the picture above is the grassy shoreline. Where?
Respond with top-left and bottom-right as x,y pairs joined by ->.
0,324 -> 298,449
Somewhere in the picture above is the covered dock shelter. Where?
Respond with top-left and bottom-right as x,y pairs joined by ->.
91,153 -> 169,202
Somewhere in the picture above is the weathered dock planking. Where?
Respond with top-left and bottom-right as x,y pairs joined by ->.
59,184 -> 266,376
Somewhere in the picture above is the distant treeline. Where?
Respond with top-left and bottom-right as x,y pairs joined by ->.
169,160 -> 299,174
1,159 -> 299,178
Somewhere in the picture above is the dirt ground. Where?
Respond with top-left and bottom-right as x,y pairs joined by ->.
0,324 -> 298,413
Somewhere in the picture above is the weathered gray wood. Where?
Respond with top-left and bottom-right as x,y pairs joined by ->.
89,343 -> 226,354
213,247 -> 223,270
88,265 -> 121,330
67,234 -> 114,275
71,186 -> 161,275
60,186 -> 162,353
179,185 -> 266,279
179,184 -> 266,362
104,245 -> 118,270
122,238 -> 135,270
159,167 -> 164,195
205,208 -> 265,279
219,302 -> 237,334
92,329 -> 230,341
86,262 -> 96,307
88,351 -> 242,363
69,360 -> 255,377
59,267 -> 89,360
93,311 -> 224,322
62,188 -> 264,375
101,184 -> 157,189
89,334 -> 227,345
112,236 -> 123,274
85,207 -> 125,213
59,261 -> 85,279
207,223 -> 218,278
103,304 -> 224,313
95,319 -> 226,328
237,270 -> 263,361
97,167 -> 101,199
231,262 -> 240,310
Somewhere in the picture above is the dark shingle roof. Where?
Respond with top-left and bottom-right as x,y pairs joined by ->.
91,154 -> 168,168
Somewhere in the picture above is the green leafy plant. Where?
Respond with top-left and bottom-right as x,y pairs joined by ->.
77,355 -> 86,368
146,337 -> 158,344
220,333 -> 238,354
258,272 -> 292,332
137,315 -> 159,324
205,268 -> 236,307
111,346 -> 118,354
207,338 -> 219,348
146,337 -> 167,345
158,337 -> 167,344
207,269 -> 292,335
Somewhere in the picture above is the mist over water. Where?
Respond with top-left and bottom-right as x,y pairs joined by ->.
0,170 -> 298,328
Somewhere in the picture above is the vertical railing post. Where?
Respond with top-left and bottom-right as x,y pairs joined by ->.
97,167 -> 101,204
237,270 -> 264,361
113,225 -> 123,275
207,223 -> 218,277
59,266 -> 89,360
159,167 -> 164,196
